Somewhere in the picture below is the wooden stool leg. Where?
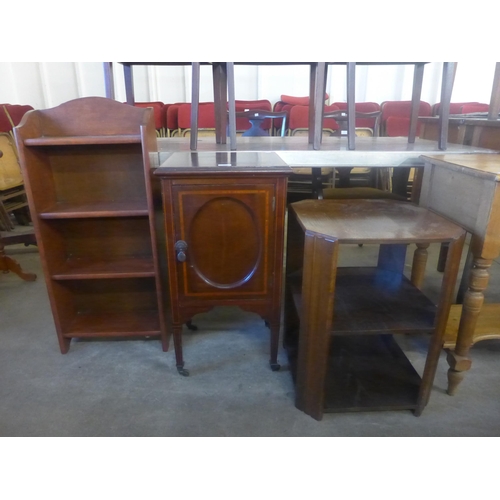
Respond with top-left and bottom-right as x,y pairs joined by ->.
446,256 -> 492,395
411,243 -> 429,289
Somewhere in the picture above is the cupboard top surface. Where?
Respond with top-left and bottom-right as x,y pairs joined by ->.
153,151 -> 292,176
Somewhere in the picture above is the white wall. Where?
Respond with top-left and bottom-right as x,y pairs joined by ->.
0,62 -> 497,110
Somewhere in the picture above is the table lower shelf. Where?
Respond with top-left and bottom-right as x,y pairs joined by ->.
286,334 -> 422,412
284,266 -> 438,412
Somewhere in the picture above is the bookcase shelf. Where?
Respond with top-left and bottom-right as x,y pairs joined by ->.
14,97 -> 170,353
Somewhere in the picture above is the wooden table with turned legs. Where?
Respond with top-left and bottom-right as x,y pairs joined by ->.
420,154 -> 500,395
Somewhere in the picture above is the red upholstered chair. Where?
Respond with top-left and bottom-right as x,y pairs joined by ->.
0,132 -> 31,229
432,102 -> 483,116
166,103 -> 181,137
288,104 -> 340,136
461,103 -> 490,115
133,102 -> 165,136
234,99 -> 273,134
280,93 -> 329,106
287,104 -> 340,199
0,108 -> 12,133
380,100 -> 432,137
3,104 -> 34,127
332,102 -> 381,133
178,102 -> 216,137
380,101 -> 432,200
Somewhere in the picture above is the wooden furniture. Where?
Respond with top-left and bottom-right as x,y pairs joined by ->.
421,116 -> 500,150
0,132 -> 31,230
234,110 -> 288,137
0,231 -> 37,282
112,62 -> 456,152
153,151 -> 291,375
419,154 -> 500,395
14,97 -> 169,353
284,198 -> 466,420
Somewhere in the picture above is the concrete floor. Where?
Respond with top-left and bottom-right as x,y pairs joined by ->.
2,224 -> 500,437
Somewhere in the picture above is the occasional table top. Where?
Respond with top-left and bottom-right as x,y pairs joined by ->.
290,199 -> 465,244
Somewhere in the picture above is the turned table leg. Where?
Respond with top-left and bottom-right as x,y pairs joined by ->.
411,243 -> 429,289
446,256 -> 492,395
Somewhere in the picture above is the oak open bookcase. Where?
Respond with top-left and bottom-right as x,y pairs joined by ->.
14,97 -> 169,353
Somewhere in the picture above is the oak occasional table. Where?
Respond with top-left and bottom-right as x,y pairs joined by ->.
284,198 -> 465,421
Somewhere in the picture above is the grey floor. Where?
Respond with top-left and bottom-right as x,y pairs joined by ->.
2,224 -> 500,437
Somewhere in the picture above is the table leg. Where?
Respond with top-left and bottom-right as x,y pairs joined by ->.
346,63 -> 356,150
437,62 -> 457,150
446,249 -> 492,395
417,232 -> 465,414
212,63 -> 227,144
190,62 -> 200,151
408,63 -> 425,143
123,64 -> 134,105
0,241 -> 36,281
411,243 -> 429,289
295,231 -> 339,421
308,62 -> 327,151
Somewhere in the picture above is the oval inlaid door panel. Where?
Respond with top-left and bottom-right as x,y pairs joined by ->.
189,196 -> 261,288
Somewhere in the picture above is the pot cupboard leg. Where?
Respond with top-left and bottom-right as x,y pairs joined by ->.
173,325 -> 189,376
268,321 -> 281,371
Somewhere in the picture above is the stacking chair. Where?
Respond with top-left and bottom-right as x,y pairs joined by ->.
178,102 -> 216,138
381,101 -> 432,199
0,133 -> 31,230
460,103 -> 490,115
287,104 -> 340,200
3,104 -> 34,127
234,109 -> 287,137
321,109 -> 391,194
432,102 -> 484,116
380,100 -> 432,137
234,100 -> 273,134
133,102 -> 165,136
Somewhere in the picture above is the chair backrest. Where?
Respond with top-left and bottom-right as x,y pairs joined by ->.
133,102 -> 165,131
0,132 -> 23,190
3,104 -> 34,128
177,102 -> 216,131
166,103 -> 181,135
380,100 -> 432,137
289,104 -> 340,135
323,109 -> 382,137
433,102 -> 483,116
0,108 -> 12,133
234,100 -> 272,132
280,93 -> 329,106
461,103 -> 490,114
331,102 -> 381,131
235,110 -> 288,137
